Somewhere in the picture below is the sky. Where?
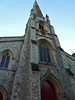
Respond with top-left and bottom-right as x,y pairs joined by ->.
0,0 -> 75,55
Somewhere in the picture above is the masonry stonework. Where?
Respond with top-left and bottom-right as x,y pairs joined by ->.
0,1 -> 75,100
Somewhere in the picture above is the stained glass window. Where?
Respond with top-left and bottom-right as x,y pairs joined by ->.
4,56 -> 10,68
43,47 -> 47,62
39,43 -> 51,62
46,48 -> 50,62
0,52 -> 10,69
39,46 -> 43,61
0,55 -> 6,68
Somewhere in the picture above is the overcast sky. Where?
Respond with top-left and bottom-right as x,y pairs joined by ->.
0,0 -> 75,55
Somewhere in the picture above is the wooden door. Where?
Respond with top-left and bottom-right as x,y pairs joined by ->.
41,81 -> 57,100
0,92 -> 3,100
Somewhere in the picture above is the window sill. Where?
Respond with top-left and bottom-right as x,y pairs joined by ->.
0,68 -> 16,72
39,61 -> 56,66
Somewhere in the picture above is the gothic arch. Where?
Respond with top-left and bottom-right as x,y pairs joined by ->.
36,18 -> 46,24
35,18 -> 47,30
0,86 -> 7,100
0,49 -> 14,58
39,20 -> 46,30
38,39 -> 55,64
40,75 -> 63,100
38,38 -> 53,47
0,49 -> 13,68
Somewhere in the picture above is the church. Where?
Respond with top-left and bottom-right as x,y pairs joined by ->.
0,1 -> 75,100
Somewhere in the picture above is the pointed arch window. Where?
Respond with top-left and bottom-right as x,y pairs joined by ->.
39,43 -> 51,62
39,21 -> 46,31
0,52 -> 10,69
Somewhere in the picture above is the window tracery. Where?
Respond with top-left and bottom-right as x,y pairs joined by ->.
39,43 -> 51,62
0,50 -> 12,69
0,86 -> 6,100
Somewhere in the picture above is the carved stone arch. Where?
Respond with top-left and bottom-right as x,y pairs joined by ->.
39,20 -> 46,30
38,38 -> 55,64
40,74 -> 63,100
38,20 -> 46,24
37,38 -> 53,48
0,86 -> 7,100
36,18 -> 46,24
0,49 -> 14,59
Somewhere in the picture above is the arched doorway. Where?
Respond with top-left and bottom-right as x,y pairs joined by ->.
41,80 -> 57,100
41,75 -> 63,100
0,92 -> 3,100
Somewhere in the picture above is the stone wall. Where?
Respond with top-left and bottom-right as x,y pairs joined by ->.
0,38 -> 24,71
32,71 -> 40,100
0,70 -> 15,100
0,37 -> 24,100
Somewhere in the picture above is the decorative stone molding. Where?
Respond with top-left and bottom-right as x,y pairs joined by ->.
40,74 -> 63,100
0,86 -> 7,100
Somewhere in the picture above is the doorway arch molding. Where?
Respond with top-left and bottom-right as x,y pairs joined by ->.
40,74 -> 63,100
0,86 -> 7,100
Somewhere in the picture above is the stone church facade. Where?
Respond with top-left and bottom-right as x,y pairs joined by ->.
0,1 -> 75,100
